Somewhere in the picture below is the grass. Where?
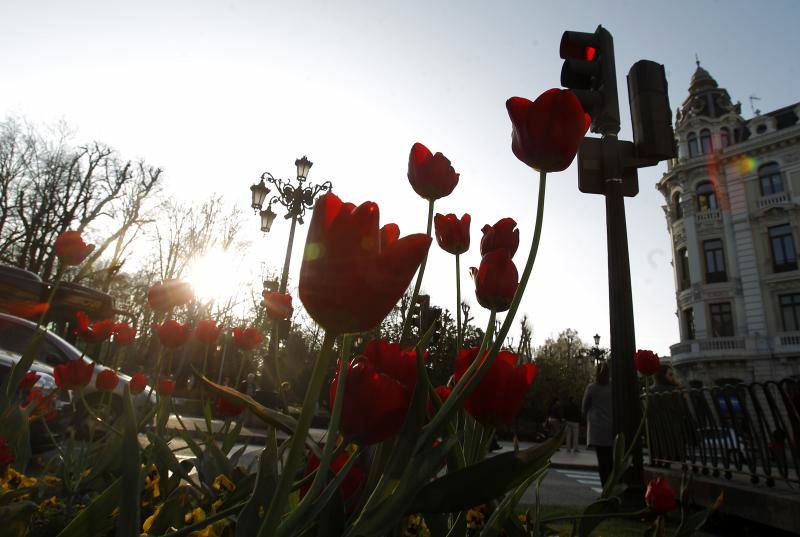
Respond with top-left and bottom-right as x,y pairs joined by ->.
535,505 -> 717,537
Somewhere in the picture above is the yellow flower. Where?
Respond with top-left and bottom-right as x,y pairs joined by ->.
402,514 -> 431,537
211,498 -> 224,513
185,507 -> 207,525
143,504 -> 163,533
212,474 -> 235,493
43,475 -> 61,486
144,471 -> 161,500
466,505 -> 487,530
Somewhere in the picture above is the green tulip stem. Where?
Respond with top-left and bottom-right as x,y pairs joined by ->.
420,170 -> 547,448
400,198 -> 435,345
279,334 -> 353,535
258,330 -> 337,537
455,253 -> 462,354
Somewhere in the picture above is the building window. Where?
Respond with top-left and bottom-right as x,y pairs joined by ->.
759,162 -> 784,196
703,239 -> 727,283
768,223 -> 798,273
678,247 -> 690,290
700,129 -> 713,154
696,181 -> 718,212
683,308 -> 695,340
709,302 -> 734,337
720,127 -> 731,148
687,132 -> 699,157
672,192 -> 683,219
779,293 -> 800,332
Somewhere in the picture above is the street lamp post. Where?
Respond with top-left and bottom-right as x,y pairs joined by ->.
250,157 -> 332,402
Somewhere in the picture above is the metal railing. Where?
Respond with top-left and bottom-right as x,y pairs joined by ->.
646,379 -> 800,486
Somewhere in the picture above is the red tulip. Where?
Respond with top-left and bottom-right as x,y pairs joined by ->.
95,369 -> 119,392
434,213 -> 470,255
262,292 -> 293,320
153,320 -> 192,349
113,322 -> 136,346
428,385 -> 452,415
301,451 -> 366,513
74,311 -> 114,344
216,395 -> 245,418
194,319 -> 223,344
454,348 -> 536,426
634,349 -> 660,376
480,218 -> 519,257
129,372 -> 148,395
158,378 -> 176,396
18,371 -> 40,392
645,476 -> 677,514
54,360 -> 94,390
232,327 -> 263,351
147,279 -> 193,312
299,193 -> 431,335
21,389 -> 55,422
0,437 -> 14,470
407,142 -> 460,201
506,89 -> 591,172
331,339 -> 423,445
54,231 -> 95,266
470,250 -> 519,312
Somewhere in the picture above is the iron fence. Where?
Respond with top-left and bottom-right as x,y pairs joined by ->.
646,379 -> 800,486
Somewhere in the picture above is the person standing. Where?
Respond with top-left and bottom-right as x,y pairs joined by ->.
583,362 -> 613,486
563,395 -> 581,454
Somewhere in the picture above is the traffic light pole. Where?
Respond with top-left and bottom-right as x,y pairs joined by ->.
602,142 -> 643,486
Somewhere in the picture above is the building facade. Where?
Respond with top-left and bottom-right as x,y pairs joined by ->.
657,62 -> 800,386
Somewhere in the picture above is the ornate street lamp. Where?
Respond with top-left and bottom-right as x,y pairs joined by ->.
251,156 -> 332,293
249,157 -> 333,407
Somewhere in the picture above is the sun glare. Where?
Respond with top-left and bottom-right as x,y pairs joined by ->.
185,248 -> 252,306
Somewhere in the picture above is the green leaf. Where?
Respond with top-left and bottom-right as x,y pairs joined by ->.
55,477 -> 121,537
197,437 -> 233,490
480,466 -> 548,537
149,432 -> 206,494
577,497 -> 621,537
222,419 -> 244,454
674,491 -> 723,537
408,432 -> 562,514
116,386 -> 141,537
236,428 -> 279,537
200,375 -> 322,458
0,501 -> 37,537
0,406 -> 31,472
1,332 -> 42,413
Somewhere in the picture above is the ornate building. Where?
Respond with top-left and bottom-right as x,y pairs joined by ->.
657,62 -> 800,386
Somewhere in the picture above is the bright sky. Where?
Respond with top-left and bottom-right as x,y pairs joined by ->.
2,0 -> 798,355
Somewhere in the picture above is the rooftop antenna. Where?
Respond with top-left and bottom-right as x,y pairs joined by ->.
694,53 -> 700,67
749,94 -> 762,116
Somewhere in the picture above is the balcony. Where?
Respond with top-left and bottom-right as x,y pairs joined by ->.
695,209 -> 722,225
756,191 -> 791,210
670,336 -> 748,366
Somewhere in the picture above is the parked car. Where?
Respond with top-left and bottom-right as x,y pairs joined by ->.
0,312 -> 156,413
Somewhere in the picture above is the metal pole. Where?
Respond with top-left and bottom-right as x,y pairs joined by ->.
604,159 -> 643,486
269,214 -> 298,409
279,215 -> 298,294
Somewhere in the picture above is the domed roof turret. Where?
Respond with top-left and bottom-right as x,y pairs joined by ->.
676,60 -> 741,127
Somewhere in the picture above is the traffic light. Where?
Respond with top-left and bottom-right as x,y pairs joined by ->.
627,60 -> 677,164
560,25 -> 619,136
